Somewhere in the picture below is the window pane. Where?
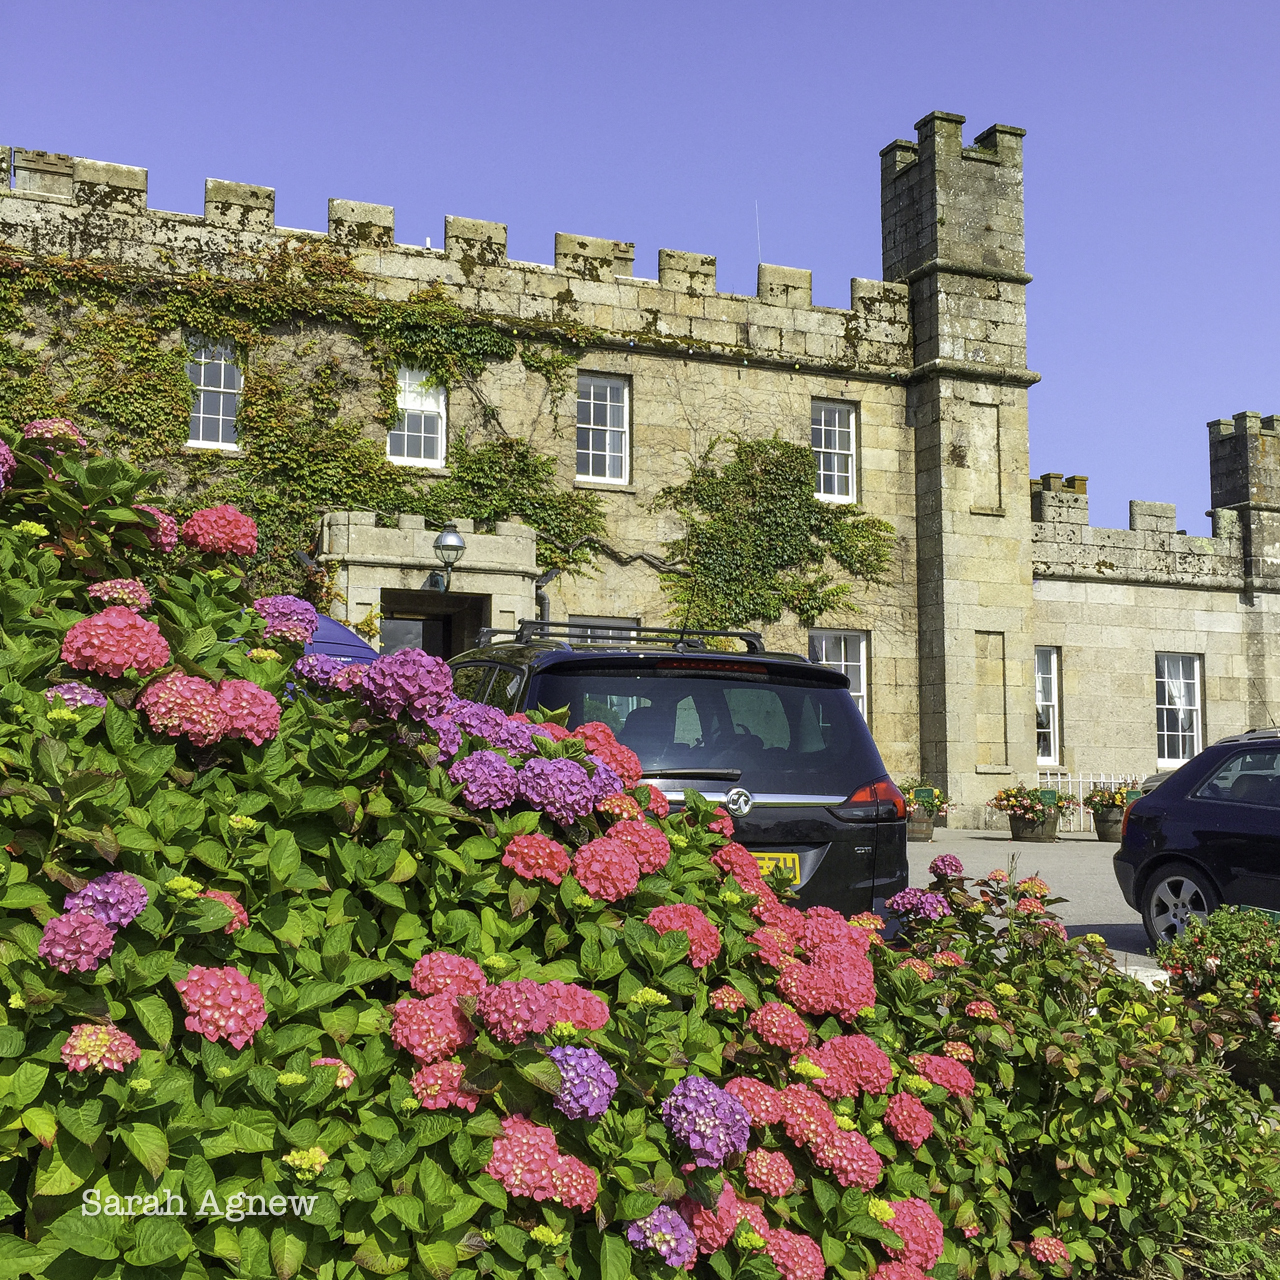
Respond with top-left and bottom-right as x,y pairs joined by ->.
809,630 -> 867,716
576,376 -> 629,482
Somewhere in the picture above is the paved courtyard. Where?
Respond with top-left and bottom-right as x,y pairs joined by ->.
903,827 -> 1164,982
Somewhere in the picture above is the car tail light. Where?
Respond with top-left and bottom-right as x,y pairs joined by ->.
1121,798 -> 1137,839
831,776 -> 906,822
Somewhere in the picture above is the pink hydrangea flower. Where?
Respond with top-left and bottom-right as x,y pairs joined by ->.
751,926 -> 797,969
932,949 -> 965,968
765,1228 -> 826,1280
610,818 -> 672,874
136,505 -> 179,553
87,579 -> 151,612
708,807 -> 734,836
389,994 -> 474,1063
897,958 -> 934,981
181,505 -> 258,555
568,722 -> 642,787
502,833 -> 571,884
475,979 -> 553,1044
0,440 -> 16,490
966,999 -> 1000,1020
944,1040 -> 975,1061
486,1115 -> 597,1207
724,1076 -> 784,1126
542,981 -> 610,1031
1028,1236 -> 1071,1265
137,672 -> 228,747
883,1198 -> 945,1270
884,1092 -> 935,1149
709,986 -> 747,1012
62,607 -> 170,678
175,965 -> 267,1049
412,1060 -> 477,1112
572,836 -> 639,902
311,1057 -> 356,1088
217,679 -> 281,745
201,889 -> 249,934
678,1181 -> 740,1253
748,1003 -> 810,1052
646,904 -> 721,967
38,912 -> 115,973
645,788 -> 670,818
810,1126 -> 883,1190
805,1034 -> 892,1099
744,1147 -> 795,1197
597,793 -> 641,820
549,1154 -> 598,1210
909,1053 -> 976,1097
60,1024 -> 140,1073
410,951 -> 486,999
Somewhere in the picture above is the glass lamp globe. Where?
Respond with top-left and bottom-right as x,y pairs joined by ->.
433,521 -> 467,567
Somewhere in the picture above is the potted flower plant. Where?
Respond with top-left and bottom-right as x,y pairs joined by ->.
986,783 -> 1073,842
1083,783 -> 1138,843
899,777 -> 948,843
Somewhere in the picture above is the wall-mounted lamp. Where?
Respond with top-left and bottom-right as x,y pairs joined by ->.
425,521 -> 467,592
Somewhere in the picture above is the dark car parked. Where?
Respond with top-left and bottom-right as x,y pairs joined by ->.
1114,728 -> 1280,945
447,622 -> 908,917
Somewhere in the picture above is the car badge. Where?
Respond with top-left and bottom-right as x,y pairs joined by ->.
725,787 -> 754,818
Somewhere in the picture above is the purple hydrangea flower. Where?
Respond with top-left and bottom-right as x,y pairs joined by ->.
426,712 -> 463,758
448,750 -> 519,809
0,440 -> 16,491
887,886 -> 951,921
547,1044 -> 618,1120
929,854 -> 965,879
363,648 -> 452,720
448,700 -> 538,754
45,682 -> 108,709
37,912 -> 115,974
516,756 -> 595,826
586,756 -> 624,802
253,594 -> 319,644
332,662 -> 369,693
627,1206 -> 696,1269
64,872 -> 149,928
660,1075 -> 750,1169
293,653 -> 344,686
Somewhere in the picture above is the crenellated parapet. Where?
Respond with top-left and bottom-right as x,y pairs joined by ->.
0,145 -> 912,377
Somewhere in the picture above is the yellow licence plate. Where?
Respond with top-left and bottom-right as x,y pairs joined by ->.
753,852 -> 800,884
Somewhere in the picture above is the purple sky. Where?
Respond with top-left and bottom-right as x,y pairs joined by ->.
4,0 -> 1277,535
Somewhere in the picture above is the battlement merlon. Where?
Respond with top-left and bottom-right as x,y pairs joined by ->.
1209,412 -> 1280,510
0,143 -> 917,377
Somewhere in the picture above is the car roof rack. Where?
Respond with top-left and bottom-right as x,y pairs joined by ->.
476,619 -> 768,655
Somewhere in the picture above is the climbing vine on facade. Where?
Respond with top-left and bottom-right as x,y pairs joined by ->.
655,436 -> 897,629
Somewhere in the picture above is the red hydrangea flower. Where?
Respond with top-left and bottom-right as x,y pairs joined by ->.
311,1057 -> 356,1088
475,979 -> 553,1044
775,959 -> 836,1013
137,672 -> 229,747
1028,1236 -> 1071,1265
572,836 -> 639,902
883,1198 -> 944,1270
724,1076 -> 784,1126
806,1034 -> 892,1098
411,951 -> 486,999
62,607 -> 170,678
60,1024 -> 140,1074
748,1003 -> 810,1052
201,889 -> 249,933
647,904 -> 721,967
136,505 -> 179,553
412,1060 -> 477,1112
218,679 -> 281,745
87,578 -> 151,612
644,787 -> 670,818
709,986 -> 747,1012
38,912 -> 115,973
708,807 -> 734,836
744,1147 -> 795,1197
884,1092 -> 934,1149
874,1265 -> 930,1280
752,886 -> 807,938
597,793 -> 641,820
678,1180 -> 740,1253
543,980 -> 609,1030
765,1228 -> 826,1280
712,841 -> 765,889
181,504 -> 258,555
569,722 -> 642,787
778,1084 -> 837,1147
609,819 -> 671,874
810,1126 -> 883,1190
175,965 -> 267,1049
796,905 -> 861,955
502,833 -> 571,884
751,926 -> 797,969
909,1053 -> 976,1097
389,994 -> 474,1062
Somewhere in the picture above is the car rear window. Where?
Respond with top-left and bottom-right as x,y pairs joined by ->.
526,664 -> 885,797
1195,747 -> 1280,807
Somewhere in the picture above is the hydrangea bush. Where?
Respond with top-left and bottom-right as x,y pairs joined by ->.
0,430 -> 1275,1280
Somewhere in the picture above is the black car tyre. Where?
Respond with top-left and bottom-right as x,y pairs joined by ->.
1141,861 -> 1219,946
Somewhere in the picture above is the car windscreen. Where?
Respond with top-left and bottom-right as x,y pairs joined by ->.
526,664 -> 884,797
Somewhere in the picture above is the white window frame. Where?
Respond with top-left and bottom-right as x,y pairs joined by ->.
1156,652 -> 1203,768
388,368 -> 447,468
1035,646 -> 1061,766
809,629 -> 869,718
811,399 -> 857,503
186,339 -> 241,451
575,374 -> 630,485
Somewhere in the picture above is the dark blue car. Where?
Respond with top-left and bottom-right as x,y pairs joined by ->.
1114,728 -> 1280,944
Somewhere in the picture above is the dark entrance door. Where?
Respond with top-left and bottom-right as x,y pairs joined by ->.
378,590 -> 488,660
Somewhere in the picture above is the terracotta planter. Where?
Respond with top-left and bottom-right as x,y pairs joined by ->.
1009,813 -> 1059,843
906,818 -> 934,843
1093,807 -> 1124,842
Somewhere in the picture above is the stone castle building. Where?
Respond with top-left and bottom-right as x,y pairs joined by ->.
2,112 -> 1277,826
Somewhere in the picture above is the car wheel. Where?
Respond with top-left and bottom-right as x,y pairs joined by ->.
1141,861 -> 1219,946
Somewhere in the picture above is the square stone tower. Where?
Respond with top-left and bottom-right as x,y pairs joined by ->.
882,112 -> 1040,824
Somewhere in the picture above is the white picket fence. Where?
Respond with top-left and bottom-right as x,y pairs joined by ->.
1036,771 -> 1145,832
